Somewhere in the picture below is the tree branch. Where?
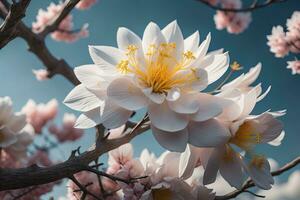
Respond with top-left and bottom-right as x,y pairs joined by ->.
196,0 -> 288,13
0,118 -> 150,191
215,156 -> 300,200
38,0 -> 81,38
0,0 -> 31,49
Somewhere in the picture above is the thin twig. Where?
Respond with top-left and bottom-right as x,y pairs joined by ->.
215,156 -> 300,200
196,0 -> 287,13
69,175 -> 103,200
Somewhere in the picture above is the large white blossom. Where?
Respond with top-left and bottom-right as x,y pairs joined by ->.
64,21 -> 231,152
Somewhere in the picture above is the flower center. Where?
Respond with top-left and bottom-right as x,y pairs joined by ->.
250,155 -> 265,169
230,121 -> 261,150
152,187 -> 172,200
117,43 -> 200,94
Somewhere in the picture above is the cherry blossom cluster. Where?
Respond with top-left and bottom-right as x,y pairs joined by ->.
267,11 -> 300,75
32,1 -> 97,43
64,21 -> 286,199
0,97 -> 84,199
213,0 -> 252,34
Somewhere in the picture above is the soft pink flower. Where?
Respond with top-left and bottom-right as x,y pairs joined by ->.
48,113 -> 84,142
214,0 -> 251,34
32,69 -> 49,81
28,150 -> 52,167
76,0 -> 97,10
267,26 -> 289,58
22,99 -> 58,133
286,11 -> 300,33
67,171 -> 119,200
287,60 -> 300,75
32,2 -> 88,43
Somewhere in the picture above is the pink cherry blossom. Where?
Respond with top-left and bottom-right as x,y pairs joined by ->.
214,0 -> 251,34
76,0 -> 98,10
28,150 -> 52,167
67,171 -> 120,200
32,2 -> 89,43
48,113 -> 84,142
267,26 -> 290,58
22,99 -> 58,133
287,60 -> 300,75
32,69 -> 49,81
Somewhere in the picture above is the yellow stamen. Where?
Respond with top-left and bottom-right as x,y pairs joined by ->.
117,43 -> 201,94
230,121 -> 261,150
230,61 -> 243,71
117,60 -> 130,74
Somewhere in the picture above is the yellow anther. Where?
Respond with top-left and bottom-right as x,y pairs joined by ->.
183,51 -> 196,60
146,44 -> 156,56
117,60 -> 130,74
126,45 -> 138,54
168,42 -> 176,49
230,61 -> 243,71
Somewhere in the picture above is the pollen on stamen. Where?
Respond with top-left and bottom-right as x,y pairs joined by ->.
126,45 -> 138,55
183,51 -> 196,60
117,60 -> 130,74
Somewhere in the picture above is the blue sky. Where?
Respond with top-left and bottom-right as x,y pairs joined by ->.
0,0 -> 300,198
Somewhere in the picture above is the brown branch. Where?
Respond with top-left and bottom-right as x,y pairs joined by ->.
38,0 -> 81,37
0,117 -> 150,191
15,22 -> 80,85
196,0 -> 288,13
215,156 -> 300,200
0,0 -> 31,49
69,175 -> 103,200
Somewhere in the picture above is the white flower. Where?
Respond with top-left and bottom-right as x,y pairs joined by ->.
179,68 -> 285,190
64,21 -> 230,152
0,97 -> 27,148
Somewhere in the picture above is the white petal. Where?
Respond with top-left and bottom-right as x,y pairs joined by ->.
203,149 -> 220,185
257,86 -> 271,102
196,33 -> 211,59
88,45 -> 125,66
148,102 -> 188,132
168,92 -> 200,114
75,107 -> 101,129
117,27 -> 146,66
188,119 -> 230,147
207,48 -> 224,56
240,87 -> 258,118
179,145 -> 202,179
166,87 -> 181,102
242,62 -> 262,86
107,77 -> 149,110
162,20 -> 184,59
0,127 -> 17,147
219,149 -> 246,189
142,88 -> 166,104
190,93 -> 223,122
142,22 -> 165,54
268,131 -> 285,146
184,31 -> 200,52
100,100 -> 133,129
6,113 -> 26,133
64,84 -> 103,112
74,64 -> 116,90
151,125 -> 188,152
205,52 -> 230,84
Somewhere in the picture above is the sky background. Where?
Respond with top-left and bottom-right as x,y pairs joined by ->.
0,0 -> 300,198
